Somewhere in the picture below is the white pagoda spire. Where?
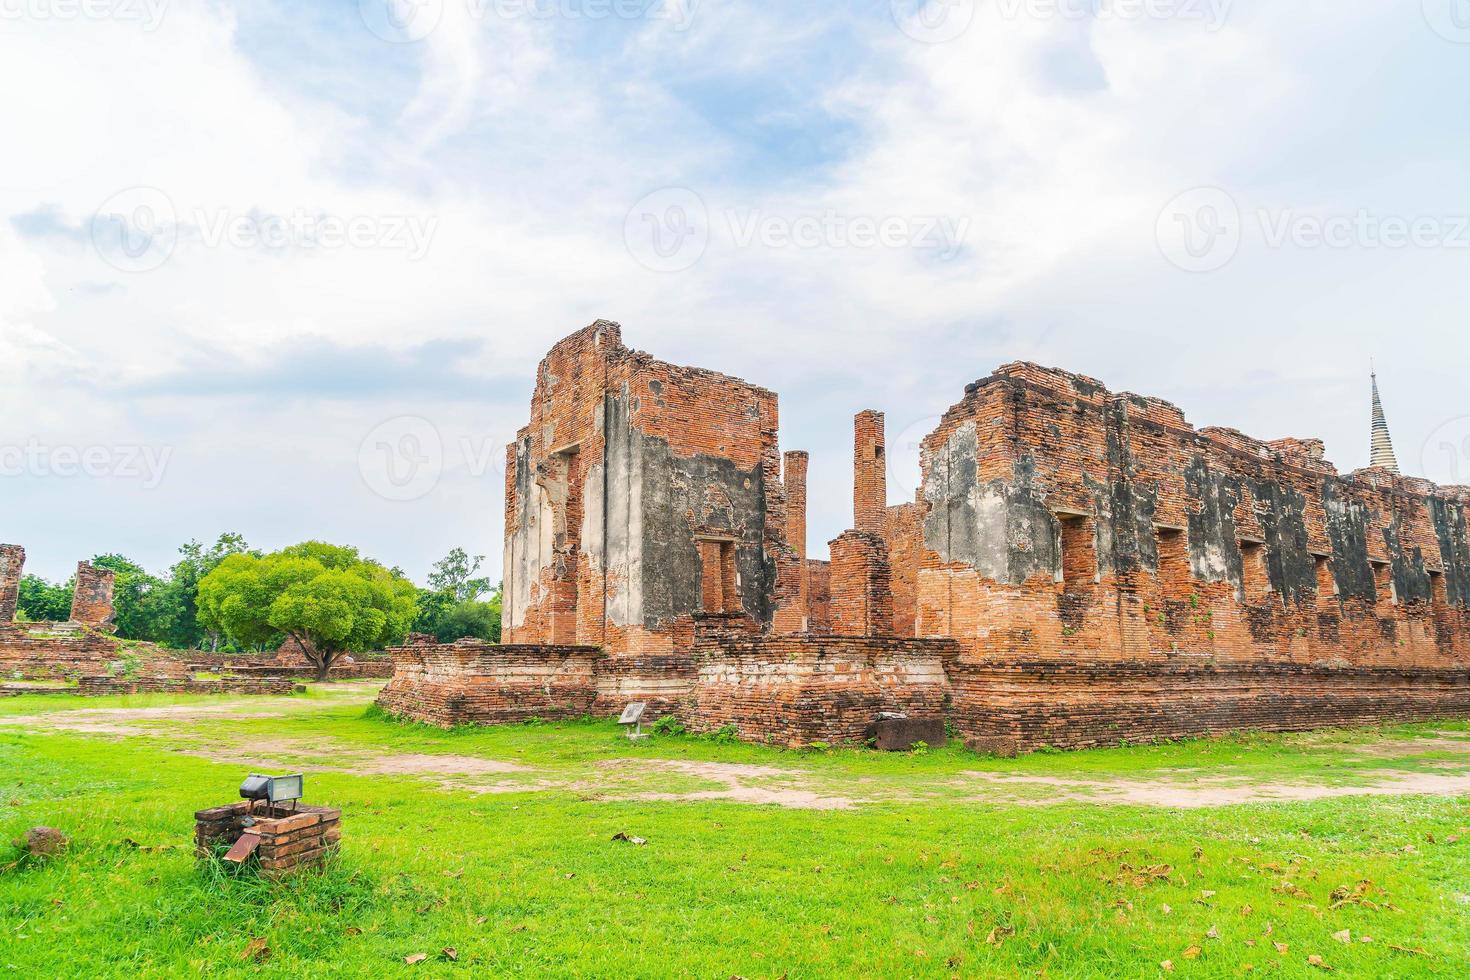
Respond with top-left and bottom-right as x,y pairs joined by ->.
1370,370 -> 1400,474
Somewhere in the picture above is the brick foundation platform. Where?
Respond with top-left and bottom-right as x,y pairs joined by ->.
195,802 -> 341,875
376,641 -> 604,727
78,675 -> 302,697
949,659 -> 1470,751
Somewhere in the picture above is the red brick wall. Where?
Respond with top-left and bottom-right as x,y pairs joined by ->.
828,531 -> 893,637
504,322 -> 804,655
884,504 -> 923,637
806,560 -> 832,633
376,641 -> 604,727
692,634 -> 957,746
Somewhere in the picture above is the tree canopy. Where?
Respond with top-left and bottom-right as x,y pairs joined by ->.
197,541 -> 417,680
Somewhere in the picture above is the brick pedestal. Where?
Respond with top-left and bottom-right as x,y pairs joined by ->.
195,801 -> 341,875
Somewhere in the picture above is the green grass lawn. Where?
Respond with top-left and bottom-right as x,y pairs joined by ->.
1,688 -> 1468,977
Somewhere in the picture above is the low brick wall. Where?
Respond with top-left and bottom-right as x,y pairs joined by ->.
0,623 -> 125,679
692,634 -> 959,746
376,641 -> 604,727
76,675 -> 301,697
949,658 -> 1470,751
195,801 -> 341,875
592,654 -> 696,718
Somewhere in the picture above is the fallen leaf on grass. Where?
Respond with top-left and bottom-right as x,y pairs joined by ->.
442,948 -> 458,962
984,926 -> 1015,946
1332,930 -> 1350,945
1240,904 -> 1253,916
1307,954 -> 1332,970
1206,926 -> 1219,940
442,869 -> 463,879
241,938 -> 270,964
404,953 -> 428,965
1182,946 -> 1201,960
1273,943 -> 1289,955
1160,960 -> 1173,972
1161,903 -> 1172,915
611,833 -> 647,845
1387,944 -> 1430,957
344,927 -> 362,937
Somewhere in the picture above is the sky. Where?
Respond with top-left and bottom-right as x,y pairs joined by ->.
3,0 -> 1469,583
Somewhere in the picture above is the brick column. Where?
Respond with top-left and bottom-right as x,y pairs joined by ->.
828,531 -> 893,637
0,544 -> 23,623
784,451 -> 809,628
854,411 -> 887,534
70,562 -> 116,630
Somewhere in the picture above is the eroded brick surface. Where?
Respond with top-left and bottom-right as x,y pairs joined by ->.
69,562 -> 116,630
0,544 -> 23,623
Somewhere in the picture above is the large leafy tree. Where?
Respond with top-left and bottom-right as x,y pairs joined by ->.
197,541 -> 416,681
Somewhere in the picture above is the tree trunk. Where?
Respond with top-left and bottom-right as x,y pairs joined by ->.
311,648 -> 339,683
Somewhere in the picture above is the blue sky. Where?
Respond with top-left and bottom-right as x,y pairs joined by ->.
3,0 -> 1470,583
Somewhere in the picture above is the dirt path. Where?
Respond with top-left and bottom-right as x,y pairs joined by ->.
6,692 -> 1470,810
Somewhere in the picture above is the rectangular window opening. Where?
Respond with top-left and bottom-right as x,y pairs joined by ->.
1314,556 -> 1337,612
1059,515 -> 1097,591
1239,541 -> 1269,603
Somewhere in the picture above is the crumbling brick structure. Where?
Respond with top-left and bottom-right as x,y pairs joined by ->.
380,325 -> 1470,751
917,363 -> 1470,749
0,544 -> 23,623
69,562 -> 116,630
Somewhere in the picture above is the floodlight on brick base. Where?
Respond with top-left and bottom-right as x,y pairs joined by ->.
195,773 -> 340,876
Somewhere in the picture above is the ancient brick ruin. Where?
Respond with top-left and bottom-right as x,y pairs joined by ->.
379,322 -> 1470,750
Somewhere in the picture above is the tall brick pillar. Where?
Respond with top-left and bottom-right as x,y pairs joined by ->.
0,544 -> 24,623
784,451 -> 809,629
854,411 -> 887,533
70,562 -> 116,631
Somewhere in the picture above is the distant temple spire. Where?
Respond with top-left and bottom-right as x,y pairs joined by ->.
1369,370 -> 1400,474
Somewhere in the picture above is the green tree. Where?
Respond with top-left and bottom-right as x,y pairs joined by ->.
197,541 -> 416,681
90,554 -> 171,643
16,574 -> 72,622
426,547 -> 491,603
162,532 -> 254,650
